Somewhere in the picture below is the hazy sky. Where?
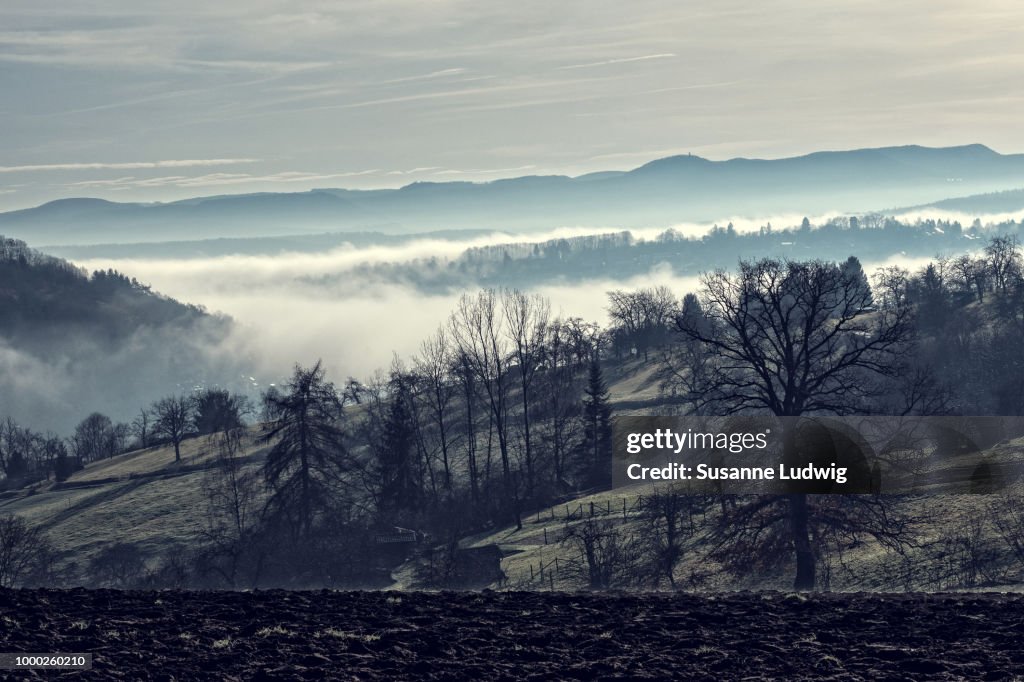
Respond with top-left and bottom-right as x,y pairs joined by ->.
3,0 -> 1024,210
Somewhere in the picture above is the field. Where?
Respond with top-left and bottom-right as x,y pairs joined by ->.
1,589 -> 1022,679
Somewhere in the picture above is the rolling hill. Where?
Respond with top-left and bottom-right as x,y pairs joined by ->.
5,358 -> 1024,594
4,144 -> 1024,245
0,236 -> 244,432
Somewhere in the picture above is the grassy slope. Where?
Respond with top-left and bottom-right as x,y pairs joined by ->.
5,357 -> 1023,592
0,358 -> 661,581
463,480 -> 1024,592
0,429 -> 269,569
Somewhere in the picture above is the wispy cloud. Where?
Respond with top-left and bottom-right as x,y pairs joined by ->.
431,165 -> 537,176
556,53 -> 676,70
0,159 -> 260,173
62,165 -> 550,190
379,67 -> 468,84
67,169 -> 381,189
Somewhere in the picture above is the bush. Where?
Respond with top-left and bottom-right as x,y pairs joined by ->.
0,514 -> 55,587
87,542 -> 147,588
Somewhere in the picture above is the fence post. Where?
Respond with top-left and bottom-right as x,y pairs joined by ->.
544,527 -> 548,545
549,573 -> 554,591
589,501 -> 594,518
530,564 -> 534,580
623,497 -> 627,522
555,556 -> 559,574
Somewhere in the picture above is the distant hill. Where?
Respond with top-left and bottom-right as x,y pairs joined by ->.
42,229 -> 496,261
893,187 -> 1024,216
5,144 -> 1024,245
0,236 -> 242,432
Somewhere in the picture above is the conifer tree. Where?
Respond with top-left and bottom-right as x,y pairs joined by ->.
579,357 -> 613,489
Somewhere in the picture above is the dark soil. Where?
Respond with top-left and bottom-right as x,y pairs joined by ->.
1,589 -> 1023,680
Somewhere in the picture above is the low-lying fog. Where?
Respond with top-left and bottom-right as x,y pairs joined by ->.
3,212 -> 982,434
69,216 -> 941,389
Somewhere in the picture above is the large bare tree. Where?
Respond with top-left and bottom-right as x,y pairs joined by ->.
673,258 -> 916,589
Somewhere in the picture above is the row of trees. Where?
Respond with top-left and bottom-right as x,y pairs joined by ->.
252,290 -> 615,539
0,388 -> 251,487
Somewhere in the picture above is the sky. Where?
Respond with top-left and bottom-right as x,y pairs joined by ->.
3,0 -> 1024,210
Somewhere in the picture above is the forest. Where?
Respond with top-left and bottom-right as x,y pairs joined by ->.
4,232 -> 1024,592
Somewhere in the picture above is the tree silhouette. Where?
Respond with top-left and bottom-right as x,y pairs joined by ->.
675,258 -> 915,589
260,361 -> 348,539
578,357 -> 613,489
152,396 -> 194,462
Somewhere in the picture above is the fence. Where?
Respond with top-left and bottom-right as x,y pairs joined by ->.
532,493 -> 648,525
504,554 -> 586,590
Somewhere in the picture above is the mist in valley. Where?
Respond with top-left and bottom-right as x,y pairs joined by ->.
66,212 -> 981,405
1,205 -> 1015,437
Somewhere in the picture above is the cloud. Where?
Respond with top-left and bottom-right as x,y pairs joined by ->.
66,169 -> 381,190
430,165 -> 537,176
379,67 -> 468,84
0,159 -> 260,173
4,0 -> 1024,210
556,53 -> 677,70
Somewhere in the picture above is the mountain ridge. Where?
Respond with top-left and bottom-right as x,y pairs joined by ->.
4,144 -> 1024,245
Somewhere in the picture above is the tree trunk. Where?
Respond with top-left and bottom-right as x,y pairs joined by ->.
790,493 -> 815,590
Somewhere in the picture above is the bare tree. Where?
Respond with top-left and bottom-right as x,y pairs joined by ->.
950,254 -> 988,303
640,487 -> 702,588
453,350 -> 481,506
71,412 -> 115,462
561,517 -> 642,589
88,542 -> 146,588
152,395 -> 195,462
0,514 -> 53,588
606,286 -> 677,361
986,234 -> 1021,296
675,258 -> 916,590
415,327 -> 458,492
200,430 -> 260,587
502,289 -> 550,502
872,265 -> 910,310
449,290 -> 521,529
1,418 -> 30,479
131,408 -> 152,449
193,388 -> 250,438
537,358 -> 584,492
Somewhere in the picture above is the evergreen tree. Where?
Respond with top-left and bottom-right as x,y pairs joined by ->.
261,361 -> 348,539
841,255 -> 873,309
579,357 -> 613,489
377,371 -> 420,521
